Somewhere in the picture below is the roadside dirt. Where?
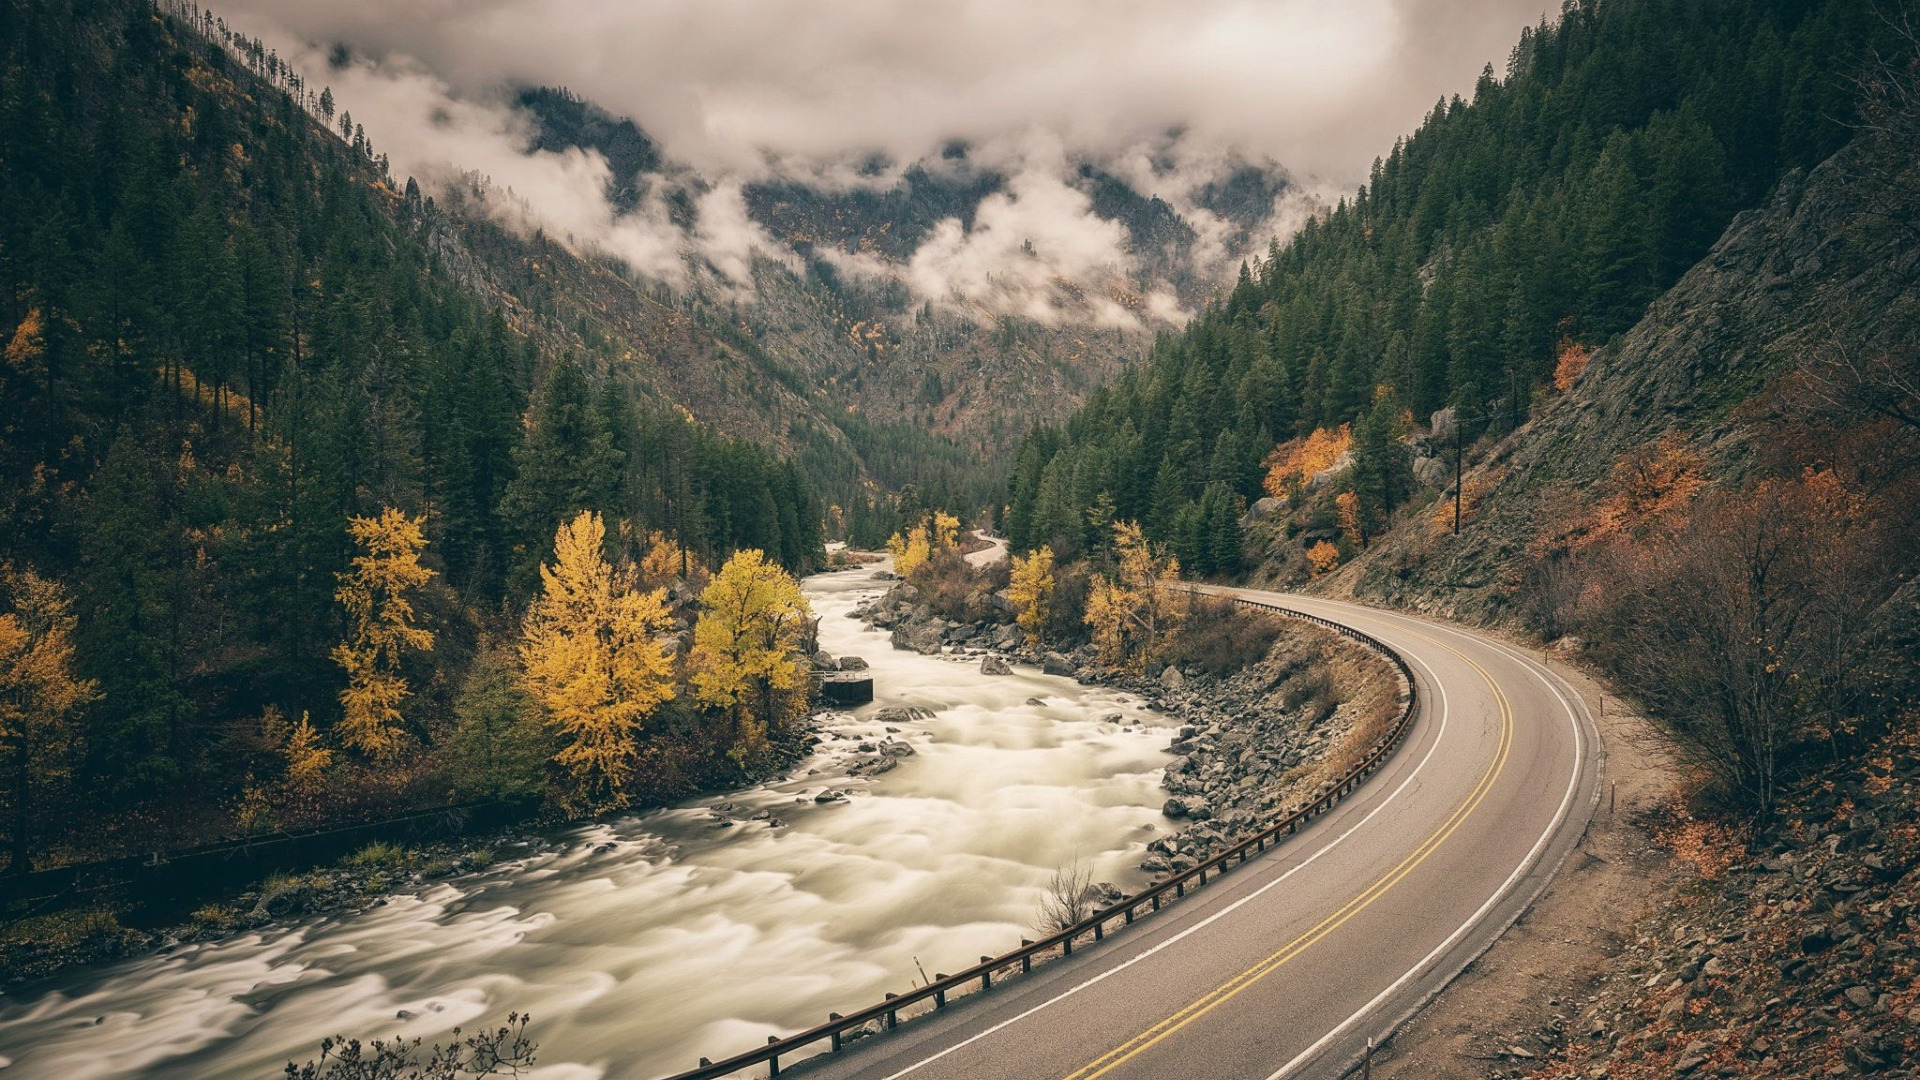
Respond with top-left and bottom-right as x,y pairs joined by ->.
1372,657 -> 1682,1079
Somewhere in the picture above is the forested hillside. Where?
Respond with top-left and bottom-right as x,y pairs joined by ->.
1000,0 -> 1920,820
0,0 -> 827,868
1005,0 -> 1892,574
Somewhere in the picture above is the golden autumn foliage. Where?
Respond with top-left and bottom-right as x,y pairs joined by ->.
886,523 -> 932,578
1305,540 -> 1342,576
260,705 -> 332,797
1552,338 -> 1593,392
1085,522 -> 1184,670
631,527 -> 703,589
1262,425 -> 1352,503
4,307 -> 45,374
332,508 -> 435,760
0,567 -> 97,873
931,511 -> 961,551
520,511 -> 677,813
1008,546 -> 1056,645
1588,431 -> 1706,544
1430,468 -> 1503,533
690,549 -> 813,765
1335,491 -> 1364,547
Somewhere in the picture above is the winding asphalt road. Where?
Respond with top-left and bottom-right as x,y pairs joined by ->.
788,588 -> 1602,1080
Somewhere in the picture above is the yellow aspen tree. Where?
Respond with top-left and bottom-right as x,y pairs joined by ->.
886,522 -> 932,578
1007,545 -> 1056,644
1084,576 -> 1129,667
689,549 -> 812,766
332,507 -> 435,760
0,567 -> 98,874
1114,521 -> 1184,663
520,511 -> 676,813
931,512 -> 961,551
1084,523 -> 1184,671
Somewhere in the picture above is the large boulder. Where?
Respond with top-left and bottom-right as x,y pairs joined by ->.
980,655 -> 1012,676
837,655 -> 870,671
1241,496 -> 1284,525
1042,652 -> 1075,677
892,619 -> 945,655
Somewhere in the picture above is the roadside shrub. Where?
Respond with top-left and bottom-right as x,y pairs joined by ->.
345,841 -> 412,871
1162,597 -> 1286,676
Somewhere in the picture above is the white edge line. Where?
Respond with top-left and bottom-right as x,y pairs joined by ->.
1257,598 -> 1592,1080
869,648 -> 1455,1080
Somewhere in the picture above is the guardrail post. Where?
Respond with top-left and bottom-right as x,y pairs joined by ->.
981,956 -> 994,989
1094,918 -> 1104,941
934,976 -> 948,1008
767,1036 -> 781,1075
1124,903 -> 1135,924
829,1014 -> 844,1052
1063,934 -> 1073,955
885,992 -> 898,1028
1021,940 -> 1033,972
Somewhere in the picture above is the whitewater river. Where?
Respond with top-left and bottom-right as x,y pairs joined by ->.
0,564 -> 1173,1080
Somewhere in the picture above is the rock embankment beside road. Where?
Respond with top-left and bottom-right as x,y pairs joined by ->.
1503,727 -> 1920,1080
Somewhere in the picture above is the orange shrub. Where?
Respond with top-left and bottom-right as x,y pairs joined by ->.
1552,338 -> 1592,392
1306,540 -> 1341,575
1263,425 -> 1352,502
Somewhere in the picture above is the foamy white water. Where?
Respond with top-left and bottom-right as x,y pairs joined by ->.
0,564 -> 1171,1080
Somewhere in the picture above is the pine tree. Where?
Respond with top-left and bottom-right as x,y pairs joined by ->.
331,507 -> 435,760
0,568 -> 97,874
498,355 -> 622,594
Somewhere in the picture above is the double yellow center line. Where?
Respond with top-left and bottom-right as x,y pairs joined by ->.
1059,631 -> 1514,1080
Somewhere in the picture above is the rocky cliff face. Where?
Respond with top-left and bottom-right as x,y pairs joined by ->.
1321,128 -> 1920,624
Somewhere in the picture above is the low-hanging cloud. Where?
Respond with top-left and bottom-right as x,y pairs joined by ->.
218,0 -> 1556,322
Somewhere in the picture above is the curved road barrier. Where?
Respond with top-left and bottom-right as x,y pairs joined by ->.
659,590 -> 1588,1080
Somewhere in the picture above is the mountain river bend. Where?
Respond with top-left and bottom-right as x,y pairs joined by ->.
0,564 -> 1176,1080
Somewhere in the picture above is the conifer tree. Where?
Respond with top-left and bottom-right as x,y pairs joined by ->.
519,511 -> 675,812
332,507 -> 435,759
0,568 -> 96,874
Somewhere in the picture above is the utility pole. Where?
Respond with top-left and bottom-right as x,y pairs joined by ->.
1453,411 -> 1464,535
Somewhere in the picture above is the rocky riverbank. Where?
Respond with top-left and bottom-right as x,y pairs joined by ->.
851,581 -> 1404,878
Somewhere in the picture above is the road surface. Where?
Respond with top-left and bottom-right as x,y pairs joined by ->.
965,531 -> 1009,567
788,588 -> 1600,1080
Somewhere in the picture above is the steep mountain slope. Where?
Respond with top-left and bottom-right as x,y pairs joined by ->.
1325,123 -> 1920,624
504,88 -> 1294,464
0,0 -> 828,855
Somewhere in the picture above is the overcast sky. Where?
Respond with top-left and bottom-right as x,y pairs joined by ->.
214,0 -> 1559,321
221,0 -> 1557,185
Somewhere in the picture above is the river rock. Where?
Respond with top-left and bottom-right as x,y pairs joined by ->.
874,705 -> 934,724
1160,666 -> 1187,689
980,656 -> 1012,675
812,650 -> 837,670
837,655 -> 869,671
892,619 -> 945,655
1042,652 -> 1075,676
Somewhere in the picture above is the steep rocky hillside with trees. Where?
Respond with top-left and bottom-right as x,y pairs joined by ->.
0,0 -> 831,874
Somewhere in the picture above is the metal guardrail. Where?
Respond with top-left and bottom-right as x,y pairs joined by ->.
658,591 -> 1419,1080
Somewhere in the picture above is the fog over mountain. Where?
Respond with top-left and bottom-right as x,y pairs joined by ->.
218,0 -> 1558,322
